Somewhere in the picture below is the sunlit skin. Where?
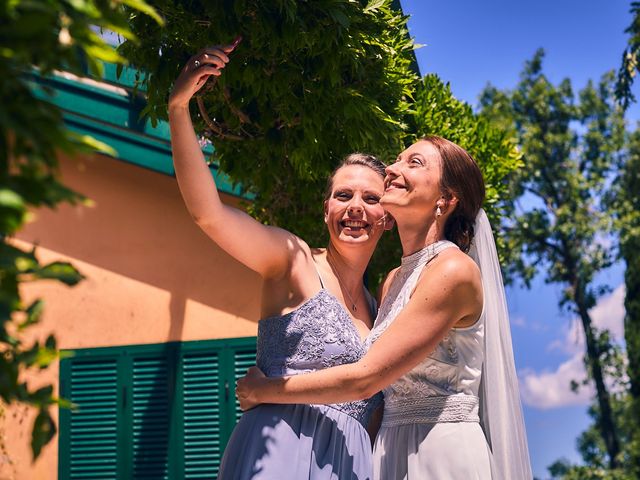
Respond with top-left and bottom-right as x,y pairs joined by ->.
381,140 -> 454,256
324,164 -> 388,247
167,42 -> 392,339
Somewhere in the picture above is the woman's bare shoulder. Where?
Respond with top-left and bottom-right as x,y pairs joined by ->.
419,247 -> 482,295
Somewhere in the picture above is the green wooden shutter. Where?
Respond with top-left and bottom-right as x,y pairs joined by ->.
60,357 -> 120,479
59,338 -> 257,480
181,350 -> 223,479
130,354 -> 171,479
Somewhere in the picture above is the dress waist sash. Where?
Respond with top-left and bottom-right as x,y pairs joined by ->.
381,394 -> 480,427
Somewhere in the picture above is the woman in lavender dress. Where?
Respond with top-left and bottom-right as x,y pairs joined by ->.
169,42 -> 390,479
238,137 -> 532,479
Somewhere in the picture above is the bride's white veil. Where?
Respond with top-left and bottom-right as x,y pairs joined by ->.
468,209 -> 532,479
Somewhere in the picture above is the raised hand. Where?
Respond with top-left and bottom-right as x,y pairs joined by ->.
168,36 -> 241,110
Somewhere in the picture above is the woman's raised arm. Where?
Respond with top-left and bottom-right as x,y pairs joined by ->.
168,43 -> 297,279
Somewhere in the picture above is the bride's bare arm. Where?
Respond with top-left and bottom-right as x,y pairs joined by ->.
168,43 -> 298,279
237,250 -> 483,408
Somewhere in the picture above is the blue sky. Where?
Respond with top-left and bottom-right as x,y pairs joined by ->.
399,0 -> 635,478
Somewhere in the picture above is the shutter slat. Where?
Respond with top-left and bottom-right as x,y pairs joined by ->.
182,352 -> 222,478
67,359 -> 118,480
131,356 -> 170,480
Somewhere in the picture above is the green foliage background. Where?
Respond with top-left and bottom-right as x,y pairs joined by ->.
0,0 -> 161,459
120,0 -> 520,286
615,4 -> 640,475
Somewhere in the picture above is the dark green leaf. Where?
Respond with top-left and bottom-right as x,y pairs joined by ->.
31,409 -> 56,460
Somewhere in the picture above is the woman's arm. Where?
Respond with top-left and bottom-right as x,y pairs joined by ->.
168,44 -> 297,279
237,250 -> 483,407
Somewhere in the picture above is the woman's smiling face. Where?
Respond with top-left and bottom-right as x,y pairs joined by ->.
324,164 -> 387,247
381,140 -> 443,216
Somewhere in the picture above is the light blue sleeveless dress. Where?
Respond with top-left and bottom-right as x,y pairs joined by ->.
218,273 -> 382,480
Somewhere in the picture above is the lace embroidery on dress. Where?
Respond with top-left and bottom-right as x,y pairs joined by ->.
381,394 -> 480,426
257,289 -> 382,425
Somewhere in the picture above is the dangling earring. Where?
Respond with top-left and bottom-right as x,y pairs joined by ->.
436,205 -> 442,218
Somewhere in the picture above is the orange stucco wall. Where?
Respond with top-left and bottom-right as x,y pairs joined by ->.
3,153 -> 262,479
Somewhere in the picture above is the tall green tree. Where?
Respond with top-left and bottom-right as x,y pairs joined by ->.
610,129 -> 640,475
616,1 -> 640,109
121,0 -> 521,283
615,2 -> 640,474
480,50 -> 626,469
0,0 -> 160,458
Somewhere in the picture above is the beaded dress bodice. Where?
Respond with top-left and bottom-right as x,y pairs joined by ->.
366,241 -> 485,426
257,289 -> 382,427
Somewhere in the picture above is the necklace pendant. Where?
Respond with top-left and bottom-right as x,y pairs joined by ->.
352,303 -> 357,311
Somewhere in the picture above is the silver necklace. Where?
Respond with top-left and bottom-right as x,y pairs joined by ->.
327,251 -> 363,312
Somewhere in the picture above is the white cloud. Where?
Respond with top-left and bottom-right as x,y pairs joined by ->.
518,285 -> 625,410
512,315 -> 527,327
520,354 -> 592,409
547,318 -> 583,355
590,285 -> 625,340
511,315 -> 549,332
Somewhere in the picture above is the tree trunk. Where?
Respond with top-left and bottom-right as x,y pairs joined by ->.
575,285 -> 621,469
623,248 -> 640,474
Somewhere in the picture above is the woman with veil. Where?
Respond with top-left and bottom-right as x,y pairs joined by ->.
237,136 -> 532,479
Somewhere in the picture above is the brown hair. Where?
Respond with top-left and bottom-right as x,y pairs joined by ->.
323,153 -> 386,201
422,136 -> 485,252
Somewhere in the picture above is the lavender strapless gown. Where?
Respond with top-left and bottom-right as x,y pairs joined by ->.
218,289 -> 381,480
